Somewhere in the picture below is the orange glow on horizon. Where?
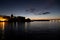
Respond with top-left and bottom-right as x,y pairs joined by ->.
0,17 -> 8,21
28,17 -> 60,20
26,17 -> 50,20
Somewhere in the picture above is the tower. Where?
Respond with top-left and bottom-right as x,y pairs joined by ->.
11,14 -> 13,17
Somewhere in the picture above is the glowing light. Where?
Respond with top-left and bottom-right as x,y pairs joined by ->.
0,17 -> 8,21
0,22 -> 5,30
2,22 -> 5,30
58,20 -> 60,22
0,22 -> 8,30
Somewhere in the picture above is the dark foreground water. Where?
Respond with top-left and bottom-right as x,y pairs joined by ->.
0,21 -> 60,40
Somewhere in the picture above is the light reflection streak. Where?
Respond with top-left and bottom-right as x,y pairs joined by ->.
50,20 -> 60,22
0,22 -> 8,39
0,22 -> 6,30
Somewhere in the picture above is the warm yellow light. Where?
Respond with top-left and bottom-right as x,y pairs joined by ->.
0,22 -> 8,30
0,22 -> 5,30
0,17 -> 8,21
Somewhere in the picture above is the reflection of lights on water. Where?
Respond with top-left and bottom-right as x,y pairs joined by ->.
50,20 -> 55,22
50,20 -> 60,22
52,20 -> 55,22
49,20 -> 52,22
0,22 -> 8,40
2,22 -> 5,30
0,22 -> 5,30
0,22 -> 5,39
59,20 -> 60,22
0,22 -> 4,40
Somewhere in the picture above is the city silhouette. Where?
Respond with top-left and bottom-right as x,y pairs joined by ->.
0,0 -> 60,40
0,14 -> 31,22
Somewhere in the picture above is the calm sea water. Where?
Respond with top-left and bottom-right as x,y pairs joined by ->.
0,21 -> 60,40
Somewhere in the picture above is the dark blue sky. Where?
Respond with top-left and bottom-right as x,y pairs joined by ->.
0,0 -> 60,19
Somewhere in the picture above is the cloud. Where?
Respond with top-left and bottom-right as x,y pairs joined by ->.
25,8 -> 50,15
25,8 -> 36,12
42,12 -> 50,15
30,8 -> 36,12
36,12 -> 50,15
25,9 -> 29,12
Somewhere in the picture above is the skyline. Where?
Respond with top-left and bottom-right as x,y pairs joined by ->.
0,0 -> 60,20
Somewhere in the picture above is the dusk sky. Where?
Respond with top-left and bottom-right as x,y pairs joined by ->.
0,0 -> 60,20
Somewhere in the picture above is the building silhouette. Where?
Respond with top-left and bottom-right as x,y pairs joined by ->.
25,18 -> 31,22
8,14 -> 26,22
17,16 -> 25,22
0,14 -> 31,22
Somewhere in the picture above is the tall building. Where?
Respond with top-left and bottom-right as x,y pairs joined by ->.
11,14 -> 14,18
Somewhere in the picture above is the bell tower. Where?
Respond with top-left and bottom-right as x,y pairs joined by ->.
11,14 -> 13,18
